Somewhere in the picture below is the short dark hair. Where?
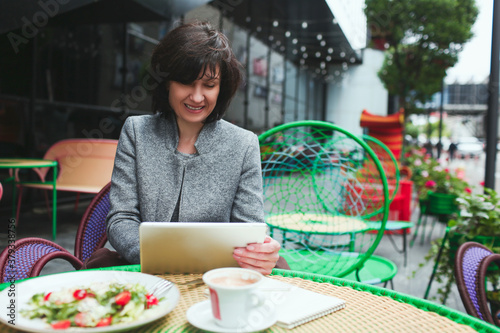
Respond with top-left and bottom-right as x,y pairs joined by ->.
150,21 -> 243,123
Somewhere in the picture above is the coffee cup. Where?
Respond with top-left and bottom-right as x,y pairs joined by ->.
202,267 -> 264,328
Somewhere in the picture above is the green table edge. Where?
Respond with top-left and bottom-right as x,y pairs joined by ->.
1,266 -> 498,333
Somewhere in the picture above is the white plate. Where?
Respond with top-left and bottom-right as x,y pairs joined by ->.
0,270 -> 180,332
186,300 -> 277,333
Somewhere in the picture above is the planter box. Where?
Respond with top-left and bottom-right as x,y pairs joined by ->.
489,299 -> 500,318
427,192 -> 458,216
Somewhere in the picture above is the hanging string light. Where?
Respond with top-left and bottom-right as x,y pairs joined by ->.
230,13 -> 361,81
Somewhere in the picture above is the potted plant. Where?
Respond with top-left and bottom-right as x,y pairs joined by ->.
421,188 -> 500,303
403,147 -> 471,223
402,145 -> 434,192
422,168 -> 470,221
402,146 -> 469,199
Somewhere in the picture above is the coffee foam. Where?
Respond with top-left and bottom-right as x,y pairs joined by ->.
209,273 -> 259,287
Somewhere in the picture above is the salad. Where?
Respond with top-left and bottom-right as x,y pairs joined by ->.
20,281 -> 162,330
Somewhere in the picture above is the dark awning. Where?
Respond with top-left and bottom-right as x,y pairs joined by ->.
211,0 -> 362,70
0,0 -> 210,34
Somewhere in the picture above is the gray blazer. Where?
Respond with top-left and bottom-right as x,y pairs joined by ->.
106,114 -> 265,264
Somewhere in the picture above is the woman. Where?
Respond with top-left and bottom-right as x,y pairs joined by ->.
105,21 -> 285,275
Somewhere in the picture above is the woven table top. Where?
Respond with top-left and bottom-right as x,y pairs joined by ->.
2,269 -> 498,333
266,213 -> 368,233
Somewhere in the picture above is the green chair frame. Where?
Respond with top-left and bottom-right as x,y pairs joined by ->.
362,135 -> 414,267
259,121 -> 394,286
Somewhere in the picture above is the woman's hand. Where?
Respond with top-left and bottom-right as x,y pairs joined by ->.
233,236 -> 281,275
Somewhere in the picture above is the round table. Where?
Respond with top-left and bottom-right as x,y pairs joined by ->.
0,158 -> 58,240
0,266 -> 498,333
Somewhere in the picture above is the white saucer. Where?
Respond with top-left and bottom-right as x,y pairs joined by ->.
186,300 -> 277,333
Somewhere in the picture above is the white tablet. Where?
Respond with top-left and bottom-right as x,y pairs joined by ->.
139,222 -> 267,274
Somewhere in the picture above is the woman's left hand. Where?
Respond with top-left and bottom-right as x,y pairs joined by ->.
233,236 -> 281,275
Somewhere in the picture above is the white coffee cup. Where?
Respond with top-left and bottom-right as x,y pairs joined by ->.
202,267 -> 264,329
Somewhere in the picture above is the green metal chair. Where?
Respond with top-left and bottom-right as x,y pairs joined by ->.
362,135 -> 414,267
259,121 -> 396,287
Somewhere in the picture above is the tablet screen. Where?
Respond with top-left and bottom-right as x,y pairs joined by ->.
139,222 -> 267,274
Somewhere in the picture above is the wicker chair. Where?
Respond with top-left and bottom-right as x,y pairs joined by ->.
259,121 -> 396,287
454,241 -> 500,326
0,182 -> 111,283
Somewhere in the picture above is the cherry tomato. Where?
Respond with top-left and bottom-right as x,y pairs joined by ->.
74,312 -> 88,327
146,294 -> 159,309
96,316 -> 112,327
73,289 -> 87,300
51,319 -> 71,329
44,292 -> 52,302
115,291 -> 131,306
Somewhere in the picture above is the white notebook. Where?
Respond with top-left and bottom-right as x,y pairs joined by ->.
259,277 -> 346,329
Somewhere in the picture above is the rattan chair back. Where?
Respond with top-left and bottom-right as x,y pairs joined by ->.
0,182 -> 111,282
74,182 -> 111,261
455,241 -> 500,326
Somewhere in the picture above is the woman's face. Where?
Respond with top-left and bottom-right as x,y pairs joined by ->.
168,67 -> 220,128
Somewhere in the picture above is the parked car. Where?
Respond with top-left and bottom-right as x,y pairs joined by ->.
455,137 -> 484,158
